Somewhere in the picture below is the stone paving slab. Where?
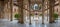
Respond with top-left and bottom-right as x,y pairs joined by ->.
0,19 -> 60,27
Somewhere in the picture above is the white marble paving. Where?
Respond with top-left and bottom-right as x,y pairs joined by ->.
0,16 -> 60,27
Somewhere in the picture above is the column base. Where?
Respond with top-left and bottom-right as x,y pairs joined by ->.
49,21 -> 55,23
10,19 -> 13,21
29,23 -> 32,25
18,20 -> 24,24
42,23 -> 44,24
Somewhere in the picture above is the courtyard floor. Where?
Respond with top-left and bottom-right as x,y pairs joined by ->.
0,16 -> 60,27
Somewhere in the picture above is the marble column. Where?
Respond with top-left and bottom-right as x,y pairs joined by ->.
0,1 -> 1,18
42,0 -> 44,24
49,0 -> 55,23
17,0 -> 24,24
10,0 -> 13,21
0,1 -> 4,18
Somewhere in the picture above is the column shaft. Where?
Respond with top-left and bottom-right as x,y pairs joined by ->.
10,0 -> 13,21
18,0 -> 24,24
49,0 -> 55,23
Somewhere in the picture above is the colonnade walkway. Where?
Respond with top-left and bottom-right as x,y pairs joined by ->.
0,16 -> 60,27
